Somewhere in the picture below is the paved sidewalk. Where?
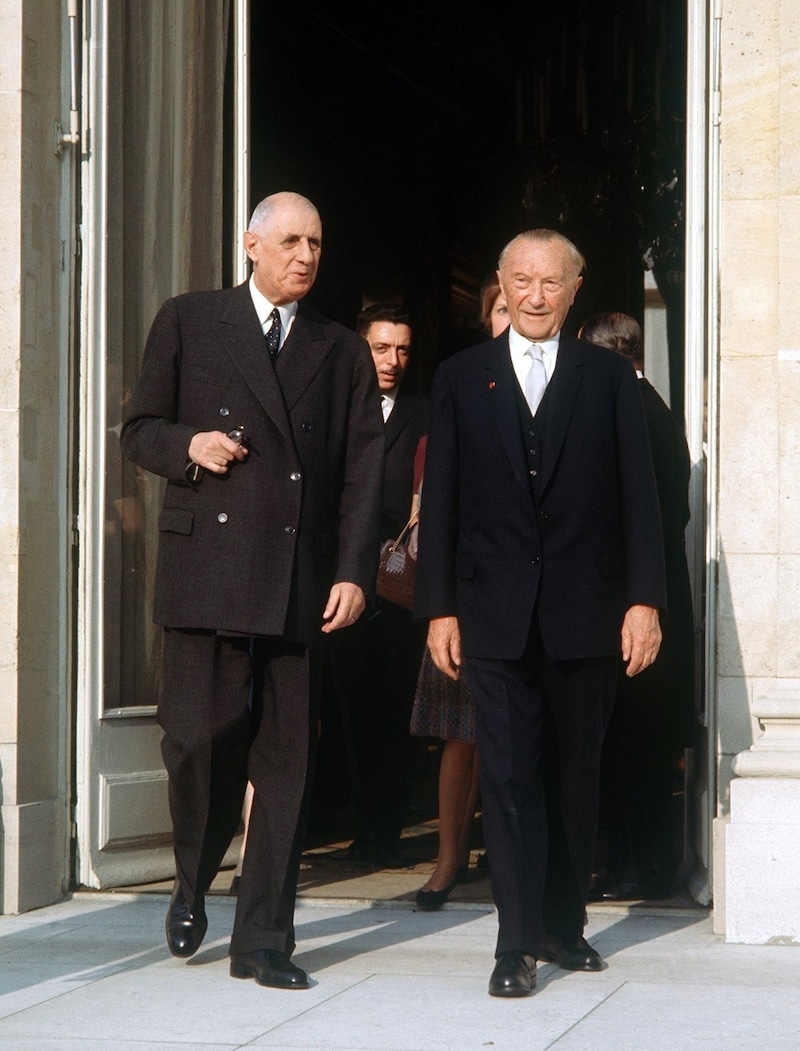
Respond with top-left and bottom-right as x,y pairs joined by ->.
0,893 -> 798,1050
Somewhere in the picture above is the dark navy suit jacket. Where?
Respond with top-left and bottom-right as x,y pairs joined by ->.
415,331 -> 666,662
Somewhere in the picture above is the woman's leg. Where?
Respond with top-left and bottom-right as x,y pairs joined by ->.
421,739 -> 478,892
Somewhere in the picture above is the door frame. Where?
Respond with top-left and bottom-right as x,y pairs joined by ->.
683,0 -> 720,906
73,0 -> 250,889
72,0 -> 716,897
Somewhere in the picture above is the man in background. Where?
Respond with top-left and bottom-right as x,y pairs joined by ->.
580,311 -> 695,902
329,304 -> 429,867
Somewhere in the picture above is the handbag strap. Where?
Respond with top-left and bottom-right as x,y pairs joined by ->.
388,512 -> 419,552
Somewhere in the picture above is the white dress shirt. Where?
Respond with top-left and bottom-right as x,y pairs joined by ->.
381,388 -> 398,422
248,275 -> 298,351
508,325 -> 560,395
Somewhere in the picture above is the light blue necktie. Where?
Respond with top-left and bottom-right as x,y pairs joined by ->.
525,344 -> 547,415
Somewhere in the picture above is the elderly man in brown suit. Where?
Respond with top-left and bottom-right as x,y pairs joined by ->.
122,192 -> 384,990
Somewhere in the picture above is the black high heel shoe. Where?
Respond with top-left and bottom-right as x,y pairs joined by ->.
415,879 -> 457,911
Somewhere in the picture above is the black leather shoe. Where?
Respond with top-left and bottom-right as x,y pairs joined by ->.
488,951 -> 537,997
538,934 -> 603,971
230,949 -> 309,989
416,879 -> 457,911
166,883 -> 207,958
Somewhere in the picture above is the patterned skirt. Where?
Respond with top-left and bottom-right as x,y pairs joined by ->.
410,646 -> 476,743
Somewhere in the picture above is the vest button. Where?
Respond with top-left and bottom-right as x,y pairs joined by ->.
531,556 -> 540,564
290,472 -> 301,481
219,407 -> 230,416
530,469 -> 538,476
284,526 -> 296,534
217,513 -> 228,523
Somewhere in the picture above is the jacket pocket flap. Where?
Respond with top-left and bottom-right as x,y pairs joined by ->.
159,507 -> 194,535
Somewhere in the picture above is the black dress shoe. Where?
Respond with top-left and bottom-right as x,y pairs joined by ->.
166,883 -> 207,958
488,951 -> 537,997
229,949 -> 309,989
415,879 -> 457,911
538,934 -> 603,971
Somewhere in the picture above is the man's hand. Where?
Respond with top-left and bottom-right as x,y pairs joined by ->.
187,431 -> 248,475
621,604 -> 662,677
427,616 -> 462,680
321,582 -> 366,633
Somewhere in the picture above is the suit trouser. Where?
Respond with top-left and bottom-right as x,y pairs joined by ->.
158,628 -> 318,957
464,621 -> 616,957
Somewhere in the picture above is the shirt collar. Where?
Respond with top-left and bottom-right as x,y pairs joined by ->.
507,325 -> 561,380
381,387 -> 398,420
248,274 -> 299,332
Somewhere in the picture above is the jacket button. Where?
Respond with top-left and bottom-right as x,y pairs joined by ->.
217,513 -> 228,523
530,469 -> 538,476
284,526 -> 296,534
531,555 -> 540,564
290,472 -> 301,481
540,511 -> 549,520
219,407 -> 230,417
301,422 -> 312,432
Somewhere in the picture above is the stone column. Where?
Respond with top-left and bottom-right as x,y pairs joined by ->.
724,685 -> 800,943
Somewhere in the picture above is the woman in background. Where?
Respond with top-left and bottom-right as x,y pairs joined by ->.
411,278 -> 508,910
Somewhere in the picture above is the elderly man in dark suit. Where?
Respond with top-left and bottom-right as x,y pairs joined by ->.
328,303 -> 429,867
121,192 -> 384,990
416,230 -> 666,997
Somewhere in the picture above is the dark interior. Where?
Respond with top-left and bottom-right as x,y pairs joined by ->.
243,0 -> 690,876
247,0 -> 686,406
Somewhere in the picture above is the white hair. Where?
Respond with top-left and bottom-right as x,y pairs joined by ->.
248,191 -> 320,235
498,229 -> 585,276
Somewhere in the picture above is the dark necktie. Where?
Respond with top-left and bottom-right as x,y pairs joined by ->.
265,308 -> 281,359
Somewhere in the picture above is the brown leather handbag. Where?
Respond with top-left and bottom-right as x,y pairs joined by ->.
376,513 -> 418,610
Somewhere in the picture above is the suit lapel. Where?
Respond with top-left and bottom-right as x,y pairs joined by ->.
538,334 -> 584,494
384,391 -> 416,450
483,335 -> 532,496
273,310 -> 335,411
214,283 -> 294,445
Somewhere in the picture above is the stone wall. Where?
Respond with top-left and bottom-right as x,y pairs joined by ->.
0,0 -> 72,913
716,0 -> 800,942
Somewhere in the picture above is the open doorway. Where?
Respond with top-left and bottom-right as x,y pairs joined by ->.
249,0 -> 687,411
245,1 -> 702,907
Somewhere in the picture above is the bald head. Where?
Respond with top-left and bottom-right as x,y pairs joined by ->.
248,192 -> 320,237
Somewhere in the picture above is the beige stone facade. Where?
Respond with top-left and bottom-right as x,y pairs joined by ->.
715,0 -> 800,943
1,0 -> 799,942
0,0 -> 72,913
